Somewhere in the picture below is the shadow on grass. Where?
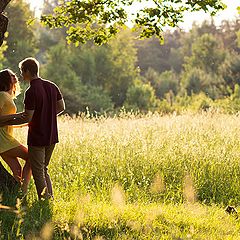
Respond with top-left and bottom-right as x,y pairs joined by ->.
22,199 -> 53,238
0,161 -> 22,239
0,189 -> 22,239
0,162 -> 53,238
0,197 -> 53,239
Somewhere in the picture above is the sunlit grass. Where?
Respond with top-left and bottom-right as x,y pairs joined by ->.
2,112 -> 240,239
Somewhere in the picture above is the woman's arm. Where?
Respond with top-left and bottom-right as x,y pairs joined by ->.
0,113 -> 20,124
0,109 -> 34,127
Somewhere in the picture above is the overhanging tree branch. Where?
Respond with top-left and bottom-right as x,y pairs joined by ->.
40,0 -> 226,45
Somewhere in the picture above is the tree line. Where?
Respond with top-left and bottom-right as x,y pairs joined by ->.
0,0 -> 240,114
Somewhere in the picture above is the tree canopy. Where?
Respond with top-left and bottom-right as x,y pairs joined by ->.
40,0 -> 226,45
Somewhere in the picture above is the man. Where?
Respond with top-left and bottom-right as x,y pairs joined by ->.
1,57 -> 65,199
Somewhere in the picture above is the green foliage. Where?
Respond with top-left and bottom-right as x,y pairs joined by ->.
181,67 -> 226,99
41,28 -> 138,112
143,67 -> 159,86
136,30 -> 185,75
231,84 -> 240,100
36,1 -> 68,55
40,0 -> 225,45
143,69 -> 179,100
188,93 -> 213,112
106,29 -> 138,106
0,41 -> 7,69
4,0 -> 37,72
42,42 -> 114,114
69,46 -> 97,85
156,70 -> 179,99
181,68 -> 204,95
168,46 -> 185,73
2,3 -> 240,114
76,84 -> 114,114
124,81 -> 158,111
214,97 -> 240,114
14,82 -> 29,112
157,99 -> 175,114
220,52 -> 240,91
66,29 -> 137,107
184,33 -> 226,74
42,41 -> 81,90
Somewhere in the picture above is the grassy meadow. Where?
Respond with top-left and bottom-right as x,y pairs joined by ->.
1,112 -> 240,239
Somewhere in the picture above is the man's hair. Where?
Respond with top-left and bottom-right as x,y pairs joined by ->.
19,57 -> 39,76
0,69 -> 15,92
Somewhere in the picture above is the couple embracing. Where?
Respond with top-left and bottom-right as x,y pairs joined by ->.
0,57 -> 65,200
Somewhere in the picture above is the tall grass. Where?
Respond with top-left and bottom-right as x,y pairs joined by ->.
1,112 -> 240,239
52,112 -> 240,205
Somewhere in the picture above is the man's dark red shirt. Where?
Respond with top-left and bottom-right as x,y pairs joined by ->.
24,78 -> 62,146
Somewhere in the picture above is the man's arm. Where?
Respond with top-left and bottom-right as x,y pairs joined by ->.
0,109 -> 34,127
56,99 -> 65,115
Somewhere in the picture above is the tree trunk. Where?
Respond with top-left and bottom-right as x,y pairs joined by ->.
0,0 -> 11,47
0,13 -> 8,46
0,0 -> 11,12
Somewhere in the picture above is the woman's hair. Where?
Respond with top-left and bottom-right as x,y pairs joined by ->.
0,69 -> 20,97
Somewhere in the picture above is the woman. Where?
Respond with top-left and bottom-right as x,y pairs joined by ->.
0,69 -> 31,194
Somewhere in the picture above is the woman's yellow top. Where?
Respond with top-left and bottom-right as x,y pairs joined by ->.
0,91 -> 20,153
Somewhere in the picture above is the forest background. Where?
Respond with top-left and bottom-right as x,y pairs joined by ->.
0,0 -> 240,116
0,1 -> 240,238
